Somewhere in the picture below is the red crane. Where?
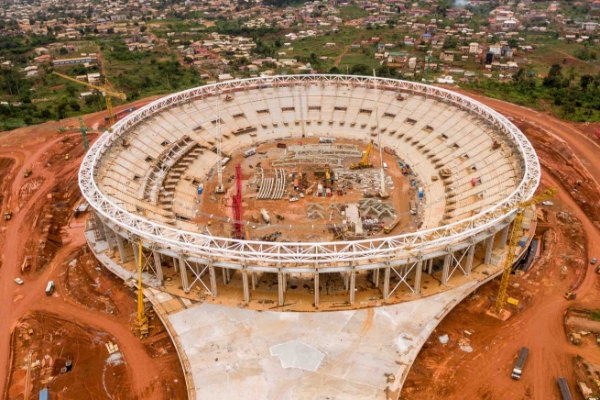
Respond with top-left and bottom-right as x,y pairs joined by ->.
233,163 -> 243,239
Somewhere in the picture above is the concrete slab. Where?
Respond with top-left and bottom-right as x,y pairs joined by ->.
168,281 -> 480,400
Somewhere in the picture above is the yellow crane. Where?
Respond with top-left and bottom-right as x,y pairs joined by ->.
132,240 -> 152,338
494,186 -> 558,314
350,141 -> 374,170
52,71 -> 127,126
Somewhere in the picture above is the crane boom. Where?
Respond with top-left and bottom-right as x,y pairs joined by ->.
53,71 -> 127,126
350,141 -> 374,169
494,186 -> 558,314
52,71 -> 126,100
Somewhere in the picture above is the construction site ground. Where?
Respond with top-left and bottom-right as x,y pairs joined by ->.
3,88 -> 600,399
399,87 -> 600,399
0,98 -> 186,400
197,138 -> 419,242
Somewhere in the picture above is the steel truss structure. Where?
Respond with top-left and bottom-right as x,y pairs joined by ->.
81,75 -> 540,271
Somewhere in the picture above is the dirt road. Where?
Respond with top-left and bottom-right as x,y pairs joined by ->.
452,88 -> 600,187
0,110 -> 181,398
334,32 -> 363,67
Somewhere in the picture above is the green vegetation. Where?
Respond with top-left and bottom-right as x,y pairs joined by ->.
100,39 -> 200,100
463,64 -> 600,122
338,5 -> 370,20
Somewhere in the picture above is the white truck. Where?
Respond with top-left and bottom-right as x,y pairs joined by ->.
511,347 -> 529,380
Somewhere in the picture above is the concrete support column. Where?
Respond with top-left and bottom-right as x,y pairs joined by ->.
251,271 -> 257,290
383,265 -> 391,299
222,267 -> 228,285
173,256 -> 178,273
442,251 -> 452,285
500,225 -> 510,250
277,269 -> 284,306
115,234 -> 127,263
105,230 -> 116,256
242,268 -> 250,303
95,216 -> 107,240
314,269 -> 319,308
349,268 -> 356,305
414,257 -> 423,293
465,245 -> 475,276
427,258 -> 433,275
179,258 -> 189,293
484,235 -> 494,265
373,268 -> 380,287
208,261 -> 217,298
153,250 -> 164,284
282,272 -> 287,292
132,242 -> 140,267
343,271 -> 349,291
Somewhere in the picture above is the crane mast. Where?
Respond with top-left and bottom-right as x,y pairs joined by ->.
215,90 -> 224,194
494,187 -> 557,314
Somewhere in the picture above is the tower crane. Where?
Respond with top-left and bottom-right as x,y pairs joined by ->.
132,240 -> 153,338
52,71 -> 127,126
494,186 -> 558,314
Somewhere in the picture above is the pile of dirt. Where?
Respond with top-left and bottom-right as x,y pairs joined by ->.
518,121 -> 600,230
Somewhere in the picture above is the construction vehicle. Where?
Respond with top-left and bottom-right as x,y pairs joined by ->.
511,347 -> 529,380
558,377 -> 574,400
494,187 -> 558,314
52,71 -> 127,126
65,153 -> 71,160
564,291 -> 577,300
350,141 -> 374,170
4,210 -> 12,221
383,218 -> 400,234
23,169 -> 31,178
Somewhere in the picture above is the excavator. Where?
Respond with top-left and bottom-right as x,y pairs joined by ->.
350,141 -> 374,170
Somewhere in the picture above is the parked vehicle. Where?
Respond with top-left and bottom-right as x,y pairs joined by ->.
14,278 -> 23,285
558,378 -> 573,400
591,257 -> 597,265
45,281 -> 55,296
511,347 -> 529,380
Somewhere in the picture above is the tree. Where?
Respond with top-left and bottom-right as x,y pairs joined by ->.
543,64 -> 565,88
59,47 -> 68,55
140,26 -> 147,33
69,99 -> 80,111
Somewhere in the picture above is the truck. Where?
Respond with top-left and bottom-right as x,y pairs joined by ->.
319,137 -> 334,143
244,148 -> 256,158
45,281 -> 55,296
511,347 -> 529,380
558,378 -> 573,400
383,218 -> 399,234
